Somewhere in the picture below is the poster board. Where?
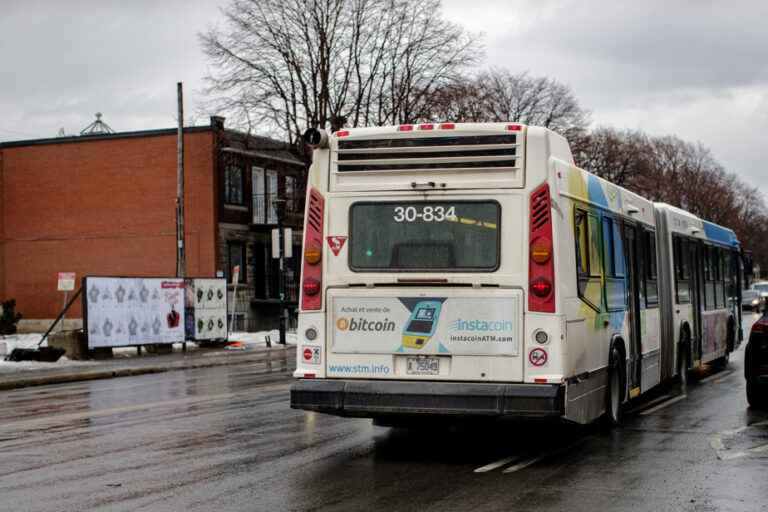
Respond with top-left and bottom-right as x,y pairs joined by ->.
184,278 -> 228,341
84,277 -> 186,348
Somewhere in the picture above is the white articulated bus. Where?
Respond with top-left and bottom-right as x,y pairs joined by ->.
290,122 -> 742,425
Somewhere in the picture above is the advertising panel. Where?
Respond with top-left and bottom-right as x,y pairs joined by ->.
330,295 -> 520,356
185,278 -> 228,341
84,277 -> 186,348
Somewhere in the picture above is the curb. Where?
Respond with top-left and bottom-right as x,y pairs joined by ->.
0,345 -> 296,391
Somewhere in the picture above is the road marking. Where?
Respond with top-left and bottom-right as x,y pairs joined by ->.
625,394 -> 671,415
699,370 -> 734,384
474,456 -> 518,473
716,442 -> 768,461
502,438 -> 588,474
710,420 -> 768,460
639,394 -> 687,415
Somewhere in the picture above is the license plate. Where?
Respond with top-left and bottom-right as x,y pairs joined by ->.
406,356 -> 440,375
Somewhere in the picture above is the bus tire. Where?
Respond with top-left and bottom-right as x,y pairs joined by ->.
604,346 -> 624,427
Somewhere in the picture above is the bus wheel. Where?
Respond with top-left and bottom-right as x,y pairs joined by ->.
604,347 -> 623,426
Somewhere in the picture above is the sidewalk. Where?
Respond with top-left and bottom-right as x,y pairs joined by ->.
0,341 -> 296,391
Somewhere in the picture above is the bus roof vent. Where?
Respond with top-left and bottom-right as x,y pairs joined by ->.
335,133 -> 519,173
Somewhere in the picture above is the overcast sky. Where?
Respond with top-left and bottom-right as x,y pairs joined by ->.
2,0 -> 766,193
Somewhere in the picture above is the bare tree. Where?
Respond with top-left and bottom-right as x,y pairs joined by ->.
573,127 -> 650,187
420,69 -> 589,139
200,0 -> 481,146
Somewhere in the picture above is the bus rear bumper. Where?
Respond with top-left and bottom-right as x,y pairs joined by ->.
290,379 -> 565,418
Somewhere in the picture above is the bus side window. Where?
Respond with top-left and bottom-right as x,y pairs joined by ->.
603,217 -> 626,311
574,208 -> 602,311
575,210 -> 588,278
587,214 -> 602,278
644,230 -> 659,307
674,236 -> 691,304
718,248 -> 728,308
704,246 -> 715,311
727,250 -> 739,300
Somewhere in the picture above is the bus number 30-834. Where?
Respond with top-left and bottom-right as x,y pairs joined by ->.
393,206 -> 456,223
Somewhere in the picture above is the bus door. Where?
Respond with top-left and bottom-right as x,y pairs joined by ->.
622,223 -> 643,392
689,241 -> 703,363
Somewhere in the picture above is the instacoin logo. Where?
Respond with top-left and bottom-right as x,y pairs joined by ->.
336,318 -> 350,331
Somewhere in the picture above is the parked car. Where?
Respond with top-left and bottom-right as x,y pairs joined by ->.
751,281 -> 768,297
742,289 -> 765,312
745,314 -> 768,408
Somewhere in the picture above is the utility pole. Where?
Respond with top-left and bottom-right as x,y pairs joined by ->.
176,82 -> 186,278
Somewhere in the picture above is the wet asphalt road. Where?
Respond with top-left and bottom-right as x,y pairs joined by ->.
1,314 -> 767,512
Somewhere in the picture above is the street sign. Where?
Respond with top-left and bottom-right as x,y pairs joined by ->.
272,228 -> 280,258
272,228 -> 293,258
284,228 -> 293,258
57,272 -> 75,291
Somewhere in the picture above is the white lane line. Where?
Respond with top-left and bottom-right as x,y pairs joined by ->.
639,394 -> 687,415
699,370 -> 734,384
749,443 -> 768,454
474,456 -> 519,473
625,394 -> 672,415
502,438 -> 588,474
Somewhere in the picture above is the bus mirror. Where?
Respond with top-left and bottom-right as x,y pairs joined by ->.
303,128 -> 329,149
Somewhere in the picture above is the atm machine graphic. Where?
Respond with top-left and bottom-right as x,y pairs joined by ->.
401,300 -> 442,349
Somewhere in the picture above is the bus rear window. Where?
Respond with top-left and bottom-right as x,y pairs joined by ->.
349,201 -> 500,271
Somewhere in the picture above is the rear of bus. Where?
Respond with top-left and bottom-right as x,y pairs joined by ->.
291,123 -> 572,420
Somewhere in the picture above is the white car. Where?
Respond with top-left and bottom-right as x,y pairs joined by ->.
743,289 -> 765,311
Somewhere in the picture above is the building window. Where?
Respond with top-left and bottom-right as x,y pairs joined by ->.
286,175 -> 297,212
226,241 -> 246,284
266,170 -> 278,224
224,165 -> 244,205
252,167 -> 265,223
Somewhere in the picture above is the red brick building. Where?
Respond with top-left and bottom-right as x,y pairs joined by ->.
0,116 -> 305,331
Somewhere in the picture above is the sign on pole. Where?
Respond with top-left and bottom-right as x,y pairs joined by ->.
271,228 -> 280,259
284,228 -> 293,258
57,272 -> 76,292
272,228 -> 292,258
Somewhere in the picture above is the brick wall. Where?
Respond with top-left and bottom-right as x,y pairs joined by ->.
0,129 -> 217,320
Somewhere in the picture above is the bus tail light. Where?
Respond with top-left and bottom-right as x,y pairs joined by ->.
530,277 -> 552,297
301,188 -> 325,311
529,183 -> 555,312
304,246 -> 322,265
302,278 -> 321,296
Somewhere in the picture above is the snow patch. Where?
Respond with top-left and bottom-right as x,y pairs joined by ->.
227,330 -> 297,346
